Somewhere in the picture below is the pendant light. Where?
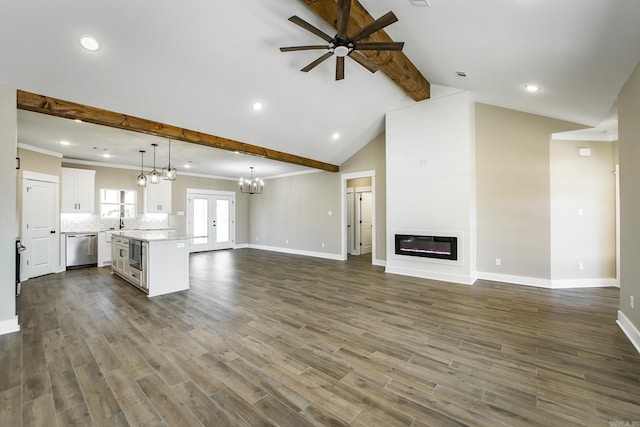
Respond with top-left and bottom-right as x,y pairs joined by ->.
137,150 -> 147,187
162,139 -> 177,181
239,167 -> 264,194
149,143 -> 160,184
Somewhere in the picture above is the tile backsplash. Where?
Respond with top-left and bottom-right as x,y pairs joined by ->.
61,213 -> 169,232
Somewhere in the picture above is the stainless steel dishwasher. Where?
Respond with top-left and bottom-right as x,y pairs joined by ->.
66,233 -> 98,269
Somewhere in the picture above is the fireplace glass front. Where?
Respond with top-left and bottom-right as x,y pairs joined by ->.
395,234 -> 458,261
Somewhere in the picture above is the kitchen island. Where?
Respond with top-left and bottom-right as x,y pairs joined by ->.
111,230 -> 190,297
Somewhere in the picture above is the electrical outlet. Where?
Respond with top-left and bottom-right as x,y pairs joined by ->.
321,242 -> 325,248
256,236 -> 259,241
579,262 -> 584,271
495,258 -> 501,266
631,296 -> 635,309
285,239 -> 288,244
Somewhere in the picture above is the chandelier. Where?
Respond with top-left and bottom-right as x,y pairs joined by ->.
239,167 -> 264,194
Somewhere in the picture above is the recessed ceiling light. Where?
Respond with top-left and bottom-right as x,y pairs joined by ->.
525,84 -> 540,93
59,140 -> 71,146
184,164 -> 191,169
251,102 -> 263,111
74,119 -> 83,123
332,133 -> 340,141
80,35 -> 100,52
409,0 -> 430,6
102,153 -> 111,158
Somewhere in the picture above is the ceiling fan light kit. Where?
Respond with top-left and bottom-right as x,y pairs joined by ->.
280,0 -> 404,80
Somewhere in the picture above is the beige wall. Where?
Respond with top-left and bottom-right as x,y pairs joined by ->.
19,148 -> 62,178
549,139 -> 616,280
475,103 -> 583,279
168,175 -> 249,244
347,177 -> 372,188
618,61 -> 640,331
0,85 -> 17,329
341,132 -> 386,261
248,171 -> 341,254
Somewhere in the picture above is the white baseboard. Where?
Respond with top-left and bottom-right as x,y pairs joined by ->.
385,266 -> 476,285
0,316 -> 20,336
550,278 -> 618,288
248,244 -> 343,261
617,310 -> 640,354
477,272 -> 617,289
234,243 -> 249,249
372,258 -> 386,267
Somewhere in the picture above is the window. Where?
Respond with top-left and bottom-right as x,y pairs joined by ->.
100,189 -> 136,219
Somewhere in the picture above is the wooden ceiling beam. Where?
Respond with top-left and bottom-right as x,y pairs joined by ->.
17,90 -> 340,173
300,0 -> 431,102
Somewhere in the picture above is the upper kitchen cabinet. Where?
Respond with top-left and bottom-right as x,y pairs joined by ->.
144,178 -> 172,213
62,167 -> 95,213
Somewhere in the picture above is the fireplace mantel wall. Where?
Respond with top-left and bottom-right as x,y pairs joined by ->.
385,89 -> 477,284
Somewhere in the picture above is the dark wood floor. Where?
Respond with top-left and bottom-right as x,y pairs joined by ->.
1,249 -> 640,426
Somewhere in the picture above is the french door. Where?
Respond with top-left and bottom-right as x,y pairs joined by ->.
187,190 -> 235,252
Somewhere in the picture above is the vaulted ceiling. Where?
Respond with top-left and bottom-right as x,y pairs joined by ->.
2,0 -> 640,178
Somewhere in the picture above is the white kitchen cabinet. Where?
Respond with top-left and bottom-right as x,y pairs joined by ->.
62,167 -> 95,213
111,235 -> 142,288
144,178 -> 172,213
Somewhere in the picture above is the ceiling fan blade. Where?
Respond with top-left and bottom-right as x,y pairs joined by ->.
350,11 -> 398,42
336,56 -> 345,81
336,0 -> 352,39
301,52 -> 334,72
348,51 -> 379,73
288,16 -> 333,42
355,42 -> 404,51
280,45 -> 329,52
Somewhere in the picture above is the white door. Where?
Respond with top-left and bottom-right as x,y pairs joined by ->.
360,192 -> 373,254
188,191 -> 235,252
23,179 -> 59,278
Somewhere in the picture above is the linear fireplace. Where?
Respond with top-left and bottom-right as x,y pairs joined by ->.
395,234 -> 458,261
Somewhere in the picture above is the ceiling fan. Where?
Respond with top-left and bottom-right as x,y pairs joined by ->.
280,0 -> 404,80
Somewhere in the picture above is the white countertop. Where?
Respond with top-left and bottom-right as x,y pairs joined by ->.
114,230 -> 191,242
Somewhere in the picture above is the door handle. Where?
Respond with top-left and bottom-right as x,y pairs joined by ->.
50,230 -> 56,234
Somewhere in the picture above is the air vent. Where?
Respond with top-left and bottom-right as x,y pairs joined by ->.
409,0 -> 431,6
455,70 -> 469,78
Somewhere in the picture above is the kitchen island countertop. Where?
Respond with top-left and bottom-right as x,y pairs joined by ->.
114,230 -> 191,242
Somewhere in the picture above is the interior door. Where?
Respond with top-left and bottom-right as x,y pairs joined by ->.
23,179 -> 58,278
360,192 -> 373,254
188,192 -> 235,252
347,191 -> 354,254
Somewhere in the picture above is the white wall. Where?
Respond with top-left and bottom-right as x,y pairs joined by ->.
385,90 -> 477,284
0,84 -> 19,334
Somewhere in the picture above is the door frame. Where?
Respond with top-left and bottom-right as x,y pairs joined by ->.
21,171 -> 61,280
186,188 -> 236,252
340,170 -> 376,264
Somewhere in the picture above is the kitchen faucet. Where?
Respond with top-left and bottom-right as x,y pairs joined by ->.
119,217 -> 124,229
